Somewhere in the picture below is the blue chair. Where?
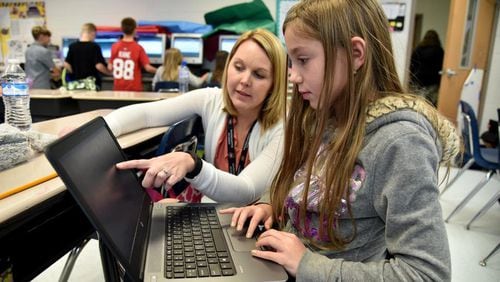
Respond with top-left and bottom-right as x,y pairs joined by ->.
156,115 -> 203,156
154,115 -> 204,199
478,108 -> 500,267
154,81 -> 179,92
444,101 -> 499,225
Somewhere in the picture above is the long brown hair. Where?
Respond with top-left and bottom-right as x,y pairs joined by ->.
418,29 -> 442,48
222,29 -> 287,132
161,48 -> 183,81
271,0 -> 403,250
212,50 -> 229,85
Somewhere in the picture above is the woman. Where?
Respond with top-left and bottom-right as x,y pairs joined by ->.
152,48 -> 208,91
106,28 -> 287,204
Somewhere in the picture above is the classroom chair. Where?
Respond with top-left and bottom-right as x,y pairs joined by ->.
154,81 -> 179,93
144,115 -> 204,201
444,101 -> 499,225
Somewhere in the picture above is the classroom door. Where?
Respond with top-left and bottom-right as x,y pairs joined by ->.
437,0 -> 496,122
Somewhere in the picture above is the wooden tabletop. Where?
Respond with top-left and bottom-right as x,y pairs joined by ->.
71,90 -> 179,101
0,109 -> 167,223
27,89 -> 180,101
28,88 -> 81,99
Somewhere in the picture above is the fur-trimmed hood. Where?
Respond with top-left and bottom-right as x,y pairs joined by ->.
365,95 -> 461,166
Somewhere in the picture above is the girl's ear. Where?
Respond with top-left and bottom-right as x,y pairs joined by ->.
351,36 -> 366,72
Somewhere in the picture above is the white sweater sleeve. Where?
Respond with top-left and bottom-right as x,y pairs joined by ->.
104,89 -> 213,137
104,89 -> 284,205
188,71 -> 205,88
151,66 -> 164,90
188,125 -> 284,205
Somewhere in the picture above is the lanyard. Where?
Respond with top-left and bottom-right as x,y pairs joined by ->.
226,115 -> 256,175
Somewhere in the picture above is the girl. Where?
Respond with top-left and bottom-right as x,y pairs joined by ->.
222,0 -> 460,280
106,28 -> 287,204
151,47 -> 208,91
205,50 -> 229,87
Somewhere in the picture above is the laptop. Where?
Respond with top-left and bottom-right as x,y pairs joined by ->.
44,117 -> 288,282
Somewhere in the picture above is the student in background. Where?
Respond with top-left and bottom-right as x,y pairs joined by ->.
409,29 -> 444,106
205,50 -> 229,87
64,23 -> 110,90
25,26 -> 61,89
221,0 -> 460,280
104,28 -> 287,204
151,48 -> 208,91
109,17 -> 156,91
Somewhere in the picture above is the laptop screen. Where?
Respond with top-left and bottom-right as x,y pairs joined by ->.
45,117 -> 151,279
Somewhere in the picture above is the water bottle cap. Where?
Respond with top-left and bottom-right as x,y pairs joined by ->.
181,61 -> 187,66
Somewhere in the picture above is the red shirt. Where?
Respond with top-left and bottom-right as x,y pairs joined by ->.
110,40 -> 150,91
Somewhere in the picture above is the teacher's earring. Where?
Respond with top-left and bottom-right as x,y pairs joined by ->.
353,69 -> 358,75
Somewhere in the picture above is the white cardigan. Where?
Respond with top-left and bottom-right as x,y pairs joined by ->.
104,88 -> 284,204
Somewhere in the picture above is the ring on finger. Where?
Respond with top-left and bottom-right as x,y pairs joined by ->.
160,169 -> 170,177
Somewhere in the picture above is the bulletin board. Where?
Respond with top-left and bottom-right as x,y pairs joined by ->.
276,0 -> 299,42
0,1 -> 47,64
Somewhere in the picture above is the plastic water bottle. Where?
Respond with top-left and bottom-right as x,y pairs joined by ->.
1,59 -> 31,131
178,61 -> 189,94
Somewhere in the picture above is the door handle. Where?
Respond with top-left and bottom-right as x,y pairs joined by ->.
439,68 -> 457,77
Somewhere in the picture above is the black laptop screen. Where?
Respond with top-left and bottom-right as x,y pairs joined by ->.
45,117 -> 150,278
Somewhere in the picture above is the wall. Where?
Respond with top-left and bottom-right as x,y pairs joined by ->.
414,0 -> 450,46
380,0 -> 415,85
3,0 -> 498,127
46,0 -> 276,45
4,0 -> 414,84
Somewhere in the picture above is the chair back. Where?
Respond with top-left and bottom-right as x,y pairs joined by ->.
460,100 -> 498,169
156,115 -> 203,156
154,81 -> 179,92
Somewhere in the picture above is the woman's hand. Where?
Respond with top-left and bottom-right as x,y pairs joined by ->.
251,229 -> 306,277
219,204 -> 273,238
116,152 -> 195,188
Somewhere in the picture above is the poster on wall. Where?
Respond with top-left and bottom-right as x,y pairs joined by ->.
381,2 -> 406,32
0,1 -> 46,64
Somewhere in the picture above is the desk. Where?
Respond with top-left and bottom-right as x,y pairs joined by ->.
1,89 -> 179,123
29,89 -> 80,121
0,110 -> 167,281
71,91 -> 179,112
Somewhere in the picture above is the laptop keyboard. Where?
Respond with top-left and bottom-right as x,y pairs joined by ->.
165,206 -> 236,279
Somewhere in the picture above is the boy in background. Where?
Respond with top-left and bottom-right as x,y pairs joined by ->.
64,23 -> 110,90
25,26 -> 61,89
108,17 -> 156,91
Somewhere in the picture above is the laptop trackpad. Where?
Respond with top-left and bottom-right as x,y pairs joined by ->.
226,228 -> 257,252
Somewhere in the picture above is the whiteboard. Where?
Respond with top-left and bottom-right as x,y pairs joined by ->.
276,0 -> 299,42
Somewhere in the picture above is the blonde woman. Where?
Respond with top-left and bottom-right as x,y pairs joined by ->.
106,28 -> 287,204
152,48 -> 208,91
223,0 -> 460,280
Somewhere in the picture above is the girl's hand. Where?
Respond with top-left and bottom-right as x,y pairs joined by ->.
116,152 -> 195,188
251,229 -> 306,277
219,204 -> 273,238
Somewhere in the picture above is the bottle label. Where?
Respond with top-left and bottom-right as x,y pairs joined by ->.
1,82 -> 28,96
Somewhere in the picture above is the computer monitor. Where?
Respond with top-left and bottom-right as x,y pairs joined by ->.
170,33 -> 204,65
62,34 -> 166,64
94,37 -> 119,60
137,34 -> 166,64
219,35 -> 239,53
61,36 -> 118,61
